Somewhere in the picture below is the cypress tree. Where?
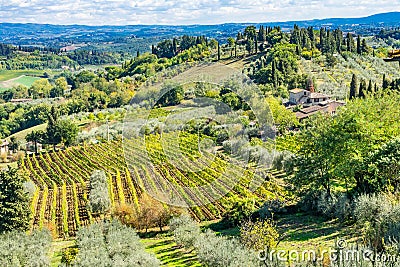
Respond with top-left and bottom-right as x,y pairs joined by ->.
346,33 -> 354,52
359,79 -> 366,98
350,34 -> 356,52
357,35 -> 361,54
350,74 -> 358,99
367,79 -> 373,93
307,77 -> 315,93
308,26 -> 316,48
258,25 -> 266,41
296,45 -> 300,56
383,74 -> 390,89
272,60 -> 278,88
326,30 -> 331,53
46,106 -> 60,150
236,32 -> 241,42
172,38 -> 178,55
217,42 -> 221,61
262,25 -> 267,41
319,28 -> 325,52
361,39 -> 369,54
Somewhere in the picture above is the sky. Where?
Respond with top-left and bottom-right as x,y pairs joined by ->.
0,0 -> 399,25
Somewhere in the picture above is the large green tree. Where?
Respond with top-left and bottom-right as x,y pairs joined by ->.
45,106 -> 61,149
0,168 -> 31,233
26,130 -> 44,153
227,37 -> 235,58
359,138 -> 400,193
50,77 -> 68,97
56,119 -> 78,147
44,106 -> 78,148
29,79 -> 52,99
288,92 -> 400,195
157,82 -> 184,106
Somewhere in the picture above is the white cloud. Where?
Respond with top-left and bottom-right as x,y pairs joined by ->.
0,0 -> 399,25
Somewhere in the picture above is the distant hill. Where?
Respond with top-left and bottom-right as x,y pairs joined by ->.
273,12 -> 400,28
0,12 -> 399,46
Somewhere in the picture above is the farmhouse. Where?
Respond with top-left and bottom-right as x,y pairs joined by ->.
295,100 -> 345,121
0,140 -> 8,154
289,88 -> 330,105
286,87 -> 345,121
10,98 -> 33,104
26,141 -> 43,153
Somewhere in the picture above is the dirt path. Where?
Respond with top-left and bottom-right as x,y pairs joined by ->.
0,75 -> 26,88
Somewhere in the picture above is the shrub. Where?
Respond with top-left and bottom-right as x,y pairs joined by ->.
298,190 -> 354,222
240,219 -> 279,251
0,229 -> 52,267
272,151 -> 293,171
170,215 -> 260,266
112,194 -> 183,232
332,193 -> 353,222
195,229 -> 259,267
112,204 -> 135,226
354,193 -> 399,251
222,198 -> 257,227
169,214 -> 200,248
258,198 -> 287,219
61,247 -> 78,265
316,191 -> 337,218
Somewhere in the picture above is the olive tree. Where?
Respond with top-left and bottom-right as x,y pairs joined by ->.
88,170 -> 111,217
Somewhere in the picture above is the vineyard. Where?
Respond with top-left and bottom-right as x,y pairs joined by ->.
22,133 -> 284,237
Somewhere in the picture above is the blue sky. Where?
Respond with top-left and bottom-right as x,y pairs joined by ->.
0,0 -> 398,25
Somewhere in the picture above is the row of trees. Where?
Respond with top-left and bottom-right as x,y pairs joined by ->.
151,35 -> 209,59
234,24 -> 372,59
235,25 -> 284,55
349,73 -> 377,99
291,26 -> 371,55
349,73 -> 400,99
66,49 -> 123,65
0,51 -> 76,70
0,42 -> 123,70
70,220 -> 160,266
